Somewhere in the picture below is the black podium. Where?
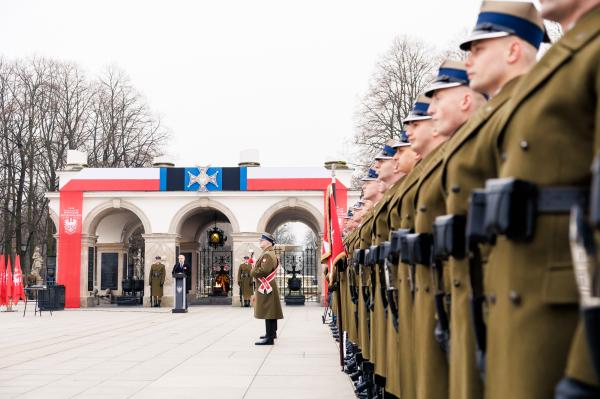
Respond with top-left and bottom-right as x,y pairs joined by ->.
172,272 -> 187,313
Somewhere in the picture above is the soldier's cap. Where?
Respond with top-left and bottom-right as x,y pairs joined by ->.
403,95 -> 432,123
424,60 -> 469,97
352,201 -> 364,210
460,1 -> 549,51
259,232 -> 275,244
243,255 -> 249,259
374,139 -> 399,160
360,168 -> 378,182
343,209 -> 354,219
154,255 -> 161,260
392,131 -> 411,148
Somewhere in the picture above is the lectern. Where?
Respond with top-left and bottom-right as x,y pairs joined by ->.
172,272 -> 187,313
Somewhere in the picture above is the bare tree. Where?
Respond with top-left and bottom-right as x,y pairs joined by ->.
0,57 -> 168,271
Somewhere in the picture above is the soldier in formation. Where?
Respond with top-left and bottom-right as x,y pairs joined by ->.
331,1 -> 600,398
149,255 -> 165,307
238,255 -> 254,307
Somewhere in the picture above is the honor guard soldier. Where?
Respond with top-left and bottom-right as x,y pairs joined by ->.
436,2 -> 545,398
149,255 -> 166,307
475,0 -> 600,397
409,60 -> 485,399
370,138 -> 407,397
238,255 -> 253,307
389,95 -> 436,399
252,233 -> 283,345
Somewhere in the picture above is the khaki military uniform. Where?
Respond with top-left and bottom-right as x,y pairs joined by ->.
394,159 -> 427,399
345,231 -> 360,343
370,178 -> 404,385
440,77 -> 521,399
149,261 -> 165,298
238,262 -> 253,300
483,8 -> 600,398
412,143 -> 450,399
251,245 -> 284,320
358,209 -> 375,360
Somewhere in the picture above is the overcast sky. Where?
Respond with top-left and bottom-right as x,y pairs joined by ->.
1,0 -> 491,168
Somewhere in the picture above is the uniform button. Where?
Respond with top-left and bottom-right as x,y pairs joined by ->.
451,185 -> 460,193
419,206 -> 427,212
424,286 -> 430,293
509,291 -> 521,305
415,287 -> 419,292
520,140 -> 529,150
452,279 -> 461,288
488,294 -> 496,304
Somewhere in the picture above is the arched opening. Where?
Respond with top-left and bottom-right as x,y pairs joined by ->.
88,208 -> 147,305
261,205 -> 323,304
177,207 -> 234,305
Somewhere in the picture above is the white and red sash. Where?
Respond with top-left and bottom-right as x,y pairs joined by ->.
257,265 -> 278,295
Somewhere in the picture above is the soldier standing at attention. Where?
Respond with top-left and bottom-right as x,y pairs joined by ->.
238,255 -> 253,307
478,0 -> 600,397
252,233 -> 283,345
411,60 -> 486,399
149,255 -> 165,307
437,3 -> 545,398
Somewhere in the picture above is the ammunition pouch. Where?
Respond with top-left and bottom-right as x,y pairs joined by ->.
378,242 -> 390,309
433,214 -> 466,260
405,233 -> 433,265
482,178 -> 588,242
591,155 -> 600,229
467,190 -> 492,244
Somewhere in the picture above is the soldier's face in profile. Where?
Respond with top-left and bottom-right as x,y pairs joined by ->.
362,180 -> 379,201
429,87 -> 468,137
466,38 -> 508,96
396,147 -> 418,174
405,119 -> 434,156
375,158 -> 397,182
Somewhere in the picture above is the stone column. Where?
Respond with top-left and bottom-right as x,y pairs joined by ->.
230,232 -> 261,306
143,233 -> 180,307
180,241 -> 200,303
80,234 -> 98,307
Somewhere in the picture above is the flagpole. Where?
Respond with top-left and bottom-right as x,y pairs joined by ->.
330,164 -> 345,368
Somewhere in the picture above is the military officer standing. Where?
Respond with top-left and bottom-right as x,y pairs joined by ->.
149,255 -> 165,307
238,255 -> 254,307
252,233 -> 284,345
477,0 -> 600,397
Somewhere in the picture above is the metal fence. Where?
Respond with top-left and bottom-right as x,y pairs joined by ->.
274,248 -> 319,302
197,248 -> 233,297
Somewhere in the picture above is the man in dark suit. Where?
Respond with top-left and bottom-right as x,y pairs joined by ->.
172,254 -> 192,294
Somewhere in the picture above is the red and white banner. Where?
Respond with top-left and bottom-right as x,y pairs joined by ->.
247,167 -> 337,191
61,168 -> 160,192
58,191 -> 83,308
0,255 -> 5,307
12,255 -> 25,305
321,182 -> 347,304
4,256 -> 12,306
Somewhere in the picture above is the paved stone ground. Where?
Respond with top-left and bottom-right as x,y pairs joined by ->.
0,303 -> 355,399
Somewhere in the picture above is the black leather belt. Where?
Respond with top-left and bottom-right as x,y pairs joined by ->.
537,186 -> 589,213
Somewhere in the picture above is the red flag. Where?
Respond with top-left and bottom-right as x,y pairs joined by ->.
12,255 -> 25,305
321,183 -> 345,267
0,255 -> 5,307
5,256 -> 12,306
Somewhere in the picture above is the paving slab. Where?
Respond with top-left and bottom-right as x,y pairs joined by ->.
0,303 -> 355,399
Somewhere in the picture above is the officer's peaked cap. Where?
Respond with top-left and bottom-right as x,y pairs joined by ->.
424,60 -> 469,97
403,95 -> 433,124
460,1 -> 549,51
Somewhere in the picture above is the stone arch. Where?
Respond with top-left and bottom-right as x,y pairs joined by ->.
169,198 -> 240,235
48,208 -> 60,233
257,198 -> 323,236
83,200 -> 152,236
